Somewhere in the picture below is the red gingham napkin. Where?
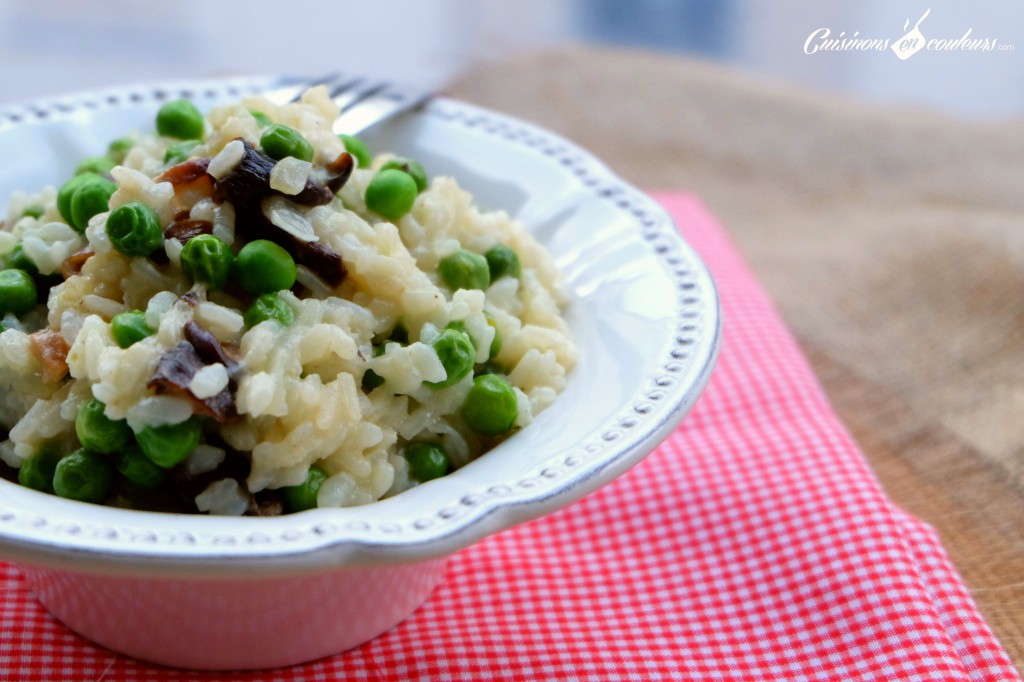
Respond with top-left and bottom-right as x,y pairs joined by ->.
1,194 -> 1019,681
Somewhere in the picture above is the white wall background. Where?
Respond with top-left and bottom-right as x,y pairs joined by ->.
734,0 -> 1024,117
0,0 -> 1019,118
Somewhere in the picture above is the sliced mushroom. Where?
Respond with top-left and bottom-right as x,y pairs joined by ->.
148,341 -> 237,423
156,158 -> 215,201
294,241 -> 346,286
60,246 -> 94,280
249,489 -> 285,517
164,219 -> 213,244
28,329 -> 70,384
325,152 -> 354,193
212,138 -> 341,208
183,321 -> 241,379
212,140 -> 347,286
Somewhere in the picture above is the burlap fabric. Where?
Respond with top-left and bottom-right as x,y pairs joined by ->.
452,45 -> 1024,671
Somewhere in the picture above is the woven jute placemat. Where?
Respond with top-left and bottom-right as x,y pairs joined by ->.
451,45 -> 1024,671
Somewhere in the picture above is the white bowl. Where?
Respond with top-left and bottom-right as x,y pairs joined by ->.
0,77 -> 721,670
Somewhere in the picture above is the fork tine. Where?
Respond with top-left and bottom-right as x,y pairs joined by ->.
259,72 -> 344,105
332,82 -> 434,136
263,76 -> 435,136
287,71 -> 344,103
334,79 -> 391,112
327,75 -> 368,100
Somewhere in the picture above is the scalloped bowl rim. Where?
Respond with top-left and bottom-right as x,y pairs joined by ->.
0,77 -> 720,577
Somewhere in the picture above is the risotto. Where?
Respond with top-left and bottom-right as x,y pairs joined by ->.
0,87 -> 577,515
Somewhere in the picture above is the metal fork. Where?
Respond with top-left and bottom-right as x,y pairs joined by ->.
260,73 -> 434,135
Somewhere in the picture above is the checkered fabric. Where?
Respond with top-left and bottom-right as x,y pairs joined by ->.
0,195 -> 1018,681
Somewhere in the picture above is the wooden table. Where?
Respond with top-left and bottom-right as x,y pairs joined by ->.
452,45 -> 1024,673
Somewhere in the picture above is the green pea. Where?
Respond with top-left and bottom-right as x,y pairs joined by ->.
53,449 -> 114,503
135,417 -> 202,469
444,318 -> 493,361
364,169 -> 418,221
22,206 -> 44,220
110,310 -> 153,348
6,244 -> 60,307
426,328 -> 475,389
17,448 -> 62,493
75,398 -> 133,454
0,269 -> 37,316
5,244 -> 38,276
379,157 -> 427,193
106,201 -> 164,256
281,465 -> 328,512
438,249 -> 490,291
57,174 -> 94,225
405,442 -> 450,482
58,173 -> 115,231
445,320 -> 469,337
249,109 -> 272,128
260,124 -> 314,162
244,292 -> 295,328
75,156 -> 116,176
156,99 -> 205,140
485,244 -> 521,281
235,239 -> 296,296
164,139 -> 199,164
6,242 -> 58,307
107,137 -> 134,164
461,374 -> 518,436
69,176 -> 116,232
181,234 -> 234,291
485,311 -> 501,359
116,445 -> 165,490
338,134 -> 371,169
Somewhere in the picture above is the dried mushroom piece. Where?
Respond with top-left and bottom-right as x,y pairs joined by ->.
148,322 -> 241,422
28,329 -> 70,383
60,246 -> 94,279
211,139 -> 347,286
183,321 -> 241,379
164,218 -> 213,244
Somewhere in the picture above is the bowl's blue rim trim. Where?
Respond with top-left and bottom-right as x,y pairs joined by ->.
0,77 -> 722,575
